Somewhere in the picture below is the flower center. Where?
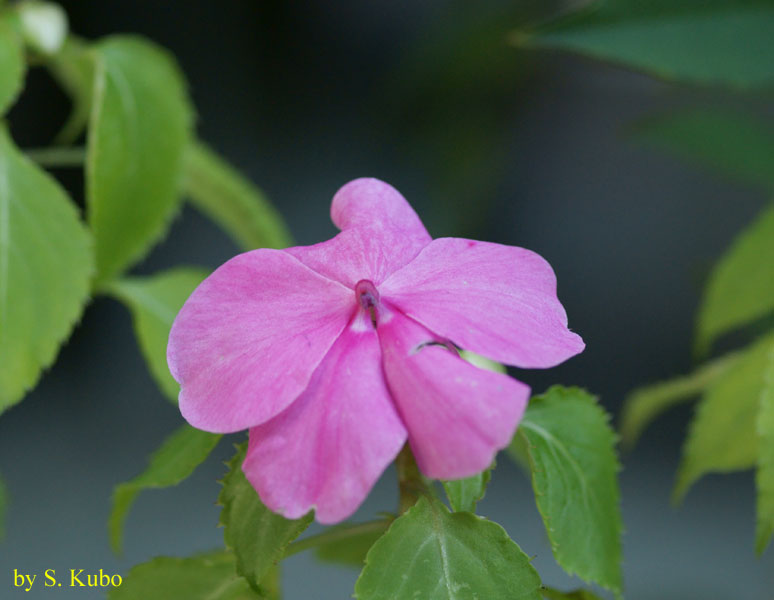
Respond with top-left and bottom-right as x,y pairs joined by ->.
355,279 -> 380,328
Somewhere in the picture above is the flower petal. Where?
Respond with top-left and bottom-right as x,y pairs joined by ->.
244,313 -> 407,523
379,312 -> 529,480
168,249 -> 353,433
285,178 -> 431,286
380,237 -> 584,368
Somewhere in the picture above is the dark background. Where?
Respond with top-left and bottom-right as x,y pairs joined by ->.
1,1 -> 771,598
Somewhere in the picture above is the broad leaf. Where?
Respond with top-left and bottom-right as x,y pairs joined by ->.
754,344 -> 774,555
0,125 -> 93,411
105,268 -> 208,402
632,110 -> 774,193
442,463 -> 493,513
109,424 -> 221,554
313,520 -> 392,567
219,444 -> 313,591
87,35 -> 193,284
519,386 -> 622,595
516,0 -> 774,88
0,17 -> 24,115
694,204 -> 774,356
109,551 -> 262,600
675,334 -> 774,501
185,141 -> 292,251
355,496 -> 542,600
621,352 -> 741,448
47,37 -> 95,144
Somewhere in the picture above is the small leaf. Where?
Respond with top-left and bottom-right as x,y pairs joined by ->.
87,35 -> 193,284
313,520 -> 391,567
675,333 -> 774,502
219,443 -> 313,591
109,424 -> 220,554
109,551 -> 263,600
542,588 -> 604,600
519,386 -> 622,595
442,462 -> 493,513
0,125 -> 93,412
185,141 -> 292,251
694,204 -> 774,357
516,0 -> 774,88
105,268 -> 208,402
46,37 -> 95,144
0,16 -> 24,115
355,496 -> 542,600
631,110 -> 774,193
754,343 -> 774,555
620,352 -> 741,448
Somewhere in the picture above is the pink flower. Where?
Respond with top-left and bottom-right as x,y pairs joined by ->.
168,178 -> 583,523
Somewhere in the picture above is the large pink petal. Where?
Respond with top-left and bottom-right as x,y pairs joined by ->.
285,178 -> 431,286
168,249 -> 353,433
378,311 -> 529,480
244,312 -> 407,523
380,237 -> 584,368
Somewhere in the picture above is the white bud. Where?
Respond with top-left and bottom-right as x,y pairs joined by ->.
18,1 -> 68,55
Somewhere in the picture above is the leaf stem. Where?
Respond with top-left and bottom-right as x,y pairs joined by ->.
396,443 -> 430,514
25,146 -> 86,168
283,519 -> 391,558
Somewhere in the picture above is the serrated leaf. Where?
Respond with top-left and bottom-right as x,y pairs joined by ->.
442,462 -> 493,513
219,443 -> 312,591
105,268 -> 208,402
542,588 -> 604,600
109,424 -> 221,554
0,124 -> 93,412
47,37 -> 95,144
0,16 -> 24,115
519,386 -> 622,595
185,141 -> 291,251
87,35 -> 193,284
621,352 -> 741,448
675,334 -> 774,502
754,343 -> 774,554
516,0 -> 774,88
631,110 -> 774,193
109,551 -> 263,600
694,204 -> 774,357
313,520 -> 391,567
355,496 -> 542,600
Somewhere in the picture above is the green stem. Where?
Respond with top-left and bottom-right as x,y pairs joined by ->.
396,443 -> 430,514
283,519 -> 392,559
25,146 -> 86,168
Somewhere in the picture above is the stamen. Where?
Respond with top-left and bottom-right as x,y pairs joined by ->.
355,280 -> 381,328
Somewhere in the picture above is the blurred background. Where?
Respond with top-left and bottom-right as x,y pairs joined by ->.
1,0 -> 772,598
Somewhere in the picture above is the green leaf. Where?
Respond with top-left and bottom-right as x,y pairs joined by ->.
519,386 -> 622,595
87,35 -> 193,284
109,424 -> 221,554
442,463 -> 493,513
47,37 -> 95,144
754,343 -> 774,555
185,141 -> 292,251
0,125 -> 93,412
0,17 -> 24,115
219,443 -> 313,591
620,352 -> 741,448
104,268 -> 208,402
355,496 -> 542,600
631,110 -> 774,193
516,0 -> 774,88
312,520 -> 392,567
694,204 -> 774,357
541,588 -> 604,600
675,333 -> 774,502
109,551 -> 263,600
